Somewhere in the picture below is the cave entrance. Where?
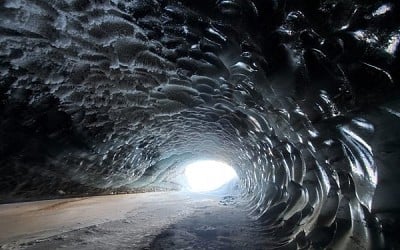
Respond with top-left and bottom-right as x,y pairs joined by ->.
184,160 -> 238,192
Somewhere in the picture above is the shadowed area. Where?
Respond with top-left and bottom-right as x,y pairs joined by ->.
0,0 -> 400,249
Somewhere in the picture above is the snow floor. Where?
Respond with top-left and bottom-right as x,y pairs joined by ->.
0,192 -> 267,249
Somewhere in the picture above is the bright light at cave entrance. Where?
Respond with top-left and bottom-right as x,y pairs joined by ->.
184,160 -> 238,192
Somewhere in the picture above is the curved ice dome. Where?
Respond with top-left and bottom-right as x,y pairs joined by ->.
0,0 -> 399,249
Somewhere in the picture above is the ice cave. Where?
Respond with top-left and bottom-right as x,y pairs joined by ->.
0,0 -> 399,249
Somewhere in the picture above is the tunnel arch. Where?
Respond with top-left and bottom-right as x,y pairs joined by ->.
0,0 -> 399,249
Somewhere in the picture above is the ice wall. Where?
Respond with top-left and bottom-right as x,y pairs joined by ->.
0,0 -> 399,248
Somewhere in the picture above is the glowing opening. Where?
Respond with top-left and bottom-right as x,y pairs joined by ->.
184,160 -> 238,192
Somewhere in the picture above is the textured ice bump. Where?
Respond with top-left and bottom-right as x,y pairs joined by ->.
1,0 -> 400,249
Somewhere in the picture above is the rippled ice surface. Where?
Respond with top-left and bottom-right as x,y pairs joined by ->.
0,0 -> 400,249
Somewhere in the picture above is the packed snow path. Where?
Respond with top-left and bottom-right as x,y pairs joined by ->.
0,192 -> 267,250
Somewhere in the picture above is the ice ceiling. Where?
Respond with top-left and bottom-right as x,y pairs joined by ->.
0,0 -> 400,248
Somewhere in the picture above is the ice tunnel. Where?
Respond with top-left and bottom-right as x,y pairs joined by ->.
0,0 -> 400,249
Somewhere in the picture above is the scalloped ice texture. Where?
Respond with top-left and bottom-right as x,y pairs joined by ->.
0,0 -> 399,249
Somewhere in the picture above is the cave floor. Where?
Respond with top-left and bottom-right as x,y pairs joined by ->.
0,191 -> 267,249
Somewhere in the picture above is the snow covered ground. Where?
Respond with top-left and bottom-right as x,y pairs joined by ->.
0,192 -> 266,249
